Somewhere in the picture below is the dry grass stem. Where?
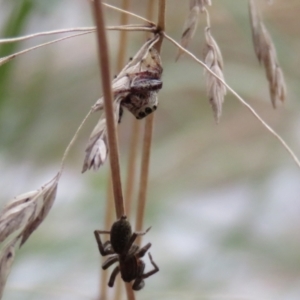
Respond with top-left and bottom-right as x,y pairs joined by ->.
0,27 -> 96,43
135,0 -> 165,246
124,120 -> 141,218
116,0 -> 131,72
164,32 -> 300,168
0,25 -> 155,44
249,0 -> 287,108
92,0 -> 125,218
99,179 -> 115,300
117,0 -> 140,221
0,31 -> 94,67
135,114 -> 154,241
103,2 -> 155,26
125,283 -> 135,300
203,27 -> 226,123
107,1 -> 131,299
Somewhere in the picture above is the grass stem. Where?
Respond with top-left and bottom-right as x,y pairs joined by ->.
92,0 -> 125,218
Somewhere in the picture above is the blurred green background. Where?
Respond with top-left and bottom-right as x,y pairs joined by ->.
1,0 -> 300,299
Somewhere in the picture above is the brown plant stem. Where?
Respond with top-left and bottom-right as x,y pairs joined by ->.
99,179 -> 114,300
92,0 -> 125,219
135,0 -> 165,244
135,115 -> 154,240
117,0 -> 131,71
115,1 -> 132,299
124,120 -> 141,219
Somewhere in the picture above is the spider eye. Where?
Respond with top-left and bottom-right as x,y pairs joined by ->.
138,111 -> 146,119
145,107 -> 152,114
153,105 -> 157,111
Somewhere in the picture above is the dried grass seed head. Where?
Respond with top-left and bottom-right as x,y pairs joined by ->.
0,175 -> 59,246
176,4 -> 200,61
82,96 -> 122,173
203,27 -> 226,123
248,0 -> 287,108
190,0 -> 212,11
0,237 -> 19,299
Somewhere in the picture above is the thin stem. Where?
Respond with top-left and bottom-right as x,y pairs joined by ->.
115,1 -> 132,299
0,31 -> 94,66
59,110 -> 93,177
163,32 -> 300,169
135,114 -> 154,238
99,178 -> 114,300
0,25 -> 155,45
135,0 -> 166,244
113,276 -> 123,300
0,27 -> 96,43
121,0 -> 141,222
125,284 -> 135,300
103,2 -> 155,26
154,0 -> 166,52
124,120 -> 141,219
203,7 -> 211,28
117,0 -> 131,71
92,0 -> 125,218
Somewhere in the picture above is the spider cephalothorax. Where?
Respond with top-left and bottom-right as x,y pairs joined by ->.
121,90 -> 158,120
94,215 -> 159,291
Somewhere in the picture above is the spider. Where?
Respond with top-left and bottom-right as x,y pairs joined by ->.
94,215 -> 159,291
118,47 -> 163,121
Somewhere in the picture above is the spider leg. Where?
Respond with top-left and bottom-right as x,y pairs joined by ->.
103,240 -> 112,252
132,278 -> 145,291
128,244 -> 139,256
136,242 -> 151,258
102,255 -> 118,270
94,230 -> 115,256
108,265 -> 120,288
132,260 -> 146,291
118,106 -> 124,123
124,227 -> 151,254
142,252 -> 159,279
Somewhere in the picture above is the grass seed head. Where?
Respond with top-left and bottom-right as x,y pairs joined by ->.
249,0 -> 287,108
203,27 -> 226,123
176,5 -> 200,61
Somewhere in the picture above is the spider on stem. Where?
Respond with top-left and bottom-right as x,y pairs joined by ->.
94,215 -> 159,291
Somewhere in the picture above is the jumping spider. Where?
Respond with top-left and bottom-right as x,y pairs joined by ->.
118,73 -> 162,121
118,48 -> 163,121
94,215 -> 159,291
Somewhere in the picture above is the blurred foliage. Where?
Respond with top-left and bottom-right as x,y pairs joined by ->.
0,0 -> 34,106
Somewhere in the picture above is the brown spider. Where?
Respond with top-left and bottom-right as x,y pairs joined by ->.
94,215 -> 159,291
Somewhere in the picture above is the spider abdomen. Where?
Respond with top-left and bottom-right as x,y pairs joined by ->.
120,256 -> 145,282
110,216 -> 132,254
